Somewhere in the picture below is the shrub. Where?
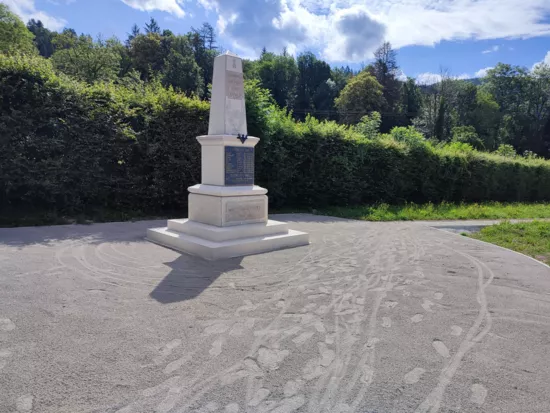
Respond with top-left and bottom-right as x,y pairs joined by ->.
388,126 -> 426,146
451,126 -> 485,150
2,53 -> 550,222
355,111 -> 381,139
495,144 -> 517,158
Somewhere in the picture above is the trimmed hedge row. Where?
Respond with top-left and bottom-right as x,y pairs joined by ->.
255,111 -> 550,207
2,54 -> 550,221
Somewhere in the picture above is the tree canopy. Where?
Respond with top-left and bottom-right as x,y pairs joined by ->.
2,1 -> 550,157
0,4 -> 36,55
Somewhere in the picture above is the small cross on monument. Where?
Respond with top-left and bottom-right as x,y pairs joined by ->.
147,52 -> 309,260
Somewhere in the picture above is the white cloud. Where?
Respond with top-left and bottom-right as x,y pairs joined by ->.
120,0 -> 185,17
3,0 -> 66,30
482,45 -> 499,54
395,69 -> 407,81
416,72 -> 442,85
474,67 -> 493,77
117,0 -> 550,63
415,72 -> 470,84
532,51 -> 550,70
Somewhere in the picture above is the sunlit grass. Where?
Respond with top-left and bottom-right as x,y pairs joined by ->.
318,202 -> 550,221
468,221 -> 550,265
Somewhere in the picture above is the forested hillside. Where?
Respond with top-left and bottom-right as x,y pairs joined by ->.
5,4 -> 548,156
2,3 -> 550,224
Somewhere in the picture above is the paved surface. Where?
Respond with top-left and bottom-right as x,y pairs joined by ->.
0,214 -> 549,413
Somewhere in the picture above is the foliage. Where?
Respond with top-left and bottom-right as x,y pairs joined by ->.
4,53 -> 550,223
370,42 -> 404,130
2,2 -> 550,159
334,71 -> 385,124
129,32 -> 165,80
27,19 -> 55,57
469,221 -> 550,265
402,78 -> 422,121
388,126 -> 426,146
3,1 -> 550,223
51,33 -> 122,83
0,4 -> 36,55
0,53 -> 208,216
495,144 -> 517,158
162,49 -> 203,96
145,18 -> 161,34
484,63 -> 550,154
444,141 -> 475,153
451,126 -> 485,150
295,52 -> 332,118
252,50 -> 298,109
355,112 -> 382,139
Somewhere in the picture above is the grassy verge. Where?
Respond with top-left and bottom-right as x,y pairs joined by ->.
3,201 -> 550,228
318,202 -> 550,221
468,221 -> 550,265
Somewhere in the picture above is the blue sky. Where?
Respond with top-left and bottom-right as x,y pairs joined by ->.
6,0 -> 550,83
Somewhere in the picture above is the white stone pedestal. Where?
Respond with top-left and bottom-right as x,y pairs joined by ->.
147,218 -> 309,261
147,53 -> 309,260
147,180 -> 309,260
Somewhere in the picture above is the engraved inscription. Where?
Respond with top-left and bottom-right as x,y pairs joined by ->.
226,56 -> 241,72
226,71 -> 244,100
225,146 -> 254,185
225,199 -> 265,223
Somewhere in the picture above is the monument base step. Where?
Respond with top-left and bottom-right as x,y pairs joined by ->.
167,219 -> 289,242
147,220 -> 309,260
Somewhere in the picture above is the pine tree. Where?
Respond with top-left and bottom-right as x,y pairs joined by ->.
145,18 -> 160,34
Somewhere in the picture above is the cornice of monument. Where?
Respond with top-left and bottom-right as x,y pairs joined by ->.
196,135 -> 259,147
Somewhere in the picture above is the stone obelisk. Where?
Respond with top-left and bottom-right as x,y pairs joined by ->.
147,52 -> 309,260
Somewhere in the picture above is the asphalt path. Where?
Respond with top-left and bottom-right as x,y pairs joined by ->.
0,214 -> 549,413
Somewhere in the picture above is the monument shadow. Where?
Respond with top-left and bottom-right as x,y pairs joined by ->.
149,252 -> 244,303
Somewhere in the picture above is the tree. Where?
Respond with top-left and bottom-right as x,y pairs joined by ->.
27,19 -> 54,57
242,58 -> 258,80
295,52 -> 332,118
255,50 -> 298,109
126,24 -> 140,46
0,4 -> 36,55
161,35 -> 203,96
402,78 -> 422,122
484,63 -> 550,154
129,33 -> 164,80
330,66 -> 354,93
162,51 -> 203,96
51,34 -> 121,83
188,30 -> 217,97
451,126 -> 485,150
471,89 -> 500,150
145,18 -> 161,34
334,70 -> 385,124
192,23 -> 216,50
371,42 -> 402,113
434,96 -> 446,141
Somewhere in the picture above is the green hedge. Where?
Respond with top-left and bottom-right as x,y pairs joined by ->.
0,54 -> 208,217
2,54 -> 550,222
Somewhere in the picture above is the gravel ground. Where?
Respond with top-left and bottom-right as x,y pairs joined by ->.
0,214 -> 549,413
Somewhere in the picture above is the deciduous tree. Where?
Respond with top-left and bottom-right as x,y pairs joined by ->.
334,71 -> 385,124
0,4 -> 36,55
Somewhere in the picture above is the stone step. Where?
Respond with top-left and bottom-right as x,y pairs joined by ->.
167,219 -> 289,242
146,227 -> 309,260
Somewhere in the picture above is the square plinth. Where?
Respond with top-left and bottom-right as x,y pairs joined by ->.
188,193 -> 267,227
147,219 -> 309,260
